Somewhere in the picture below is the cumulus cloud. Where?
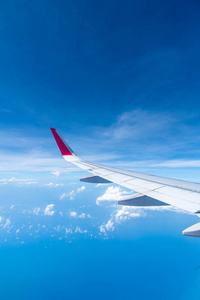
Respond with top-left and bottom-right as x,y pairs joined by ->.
98,201 -> 186,235
78,213 -> 85,218
44,204 -> 55,216
68,211 -> 91,219
115,206 -> 142,222
99,205 -> 145,234
99,220 -> 114,233
96,186 -> 130,205
69,211 -> 77,218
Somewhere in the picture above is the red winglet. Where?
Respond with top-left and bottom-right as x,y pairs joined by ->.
50,128 -> 73,156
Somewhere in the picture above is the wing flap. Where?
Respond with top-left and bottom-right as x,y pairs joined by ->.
183,222 -> 200,237
80,175 -> 111,184
118,193 -> 169,206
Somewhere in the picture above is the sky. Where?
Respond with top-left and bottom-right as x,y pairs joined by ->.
1,0 -> 200,299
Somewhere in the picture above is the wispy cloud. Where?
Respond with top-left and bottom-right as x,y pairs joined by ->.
3,218 -> 11,229
60,186 -> 86,201
44,182 -> 64,187
1,110 -> 200,174
51,171 -> 61,176
77,186 -> 86,193
60,190 -> 75,200
0,177 -> 38,186
33,208 -> 41,215
0,152 -> 79,173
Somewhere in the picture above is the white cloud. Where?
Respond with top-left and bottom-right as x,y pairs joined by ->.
0,151 -> 78,173
68,211 -> 90,219
69,190 -> 75,200
99,220 -> 114,233
44,204 -> 55,216
75,226 -> 83,233
99,225 -> 106,233
0,216 -> 4,222
60,190 -> 75,200
33,207 -> 41,215
69,211 -> 77,218
1,112 -> 200,176
60,193 -> 67,200
3,218 -> 11,229
98,202 -> 186,235
44,182 -> 64,187
96,186 -> 130,205
0,177 -> 38,186
115,206 -> 142,222
95,183 -> 109,188
60,186 -> 85,201
54,225 -> 60,232
78,213 -> 85,218
77,186 -> 86,193
149,160 -> 200,168
51,171 -> 61,176
99,205 -> 145,234
65,228 -> 72,235
105,220 -> 114,231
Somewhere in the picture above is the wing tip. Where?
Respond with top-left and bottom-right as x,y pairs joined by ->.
50,127 -> 73,156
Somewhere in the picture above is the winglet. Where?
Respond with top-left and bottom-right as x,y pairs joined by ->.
50,128 -> 74,156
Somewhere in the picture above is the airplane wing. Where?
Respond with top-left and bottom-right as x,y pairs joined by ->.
50,128 -> 200,237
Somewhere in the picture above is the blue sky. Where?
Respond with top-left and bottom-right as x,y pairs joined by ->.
1,0 -> 200,299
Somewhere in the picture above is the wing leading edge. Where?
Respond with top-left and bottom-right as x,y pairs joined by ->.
50,128 -> 200,237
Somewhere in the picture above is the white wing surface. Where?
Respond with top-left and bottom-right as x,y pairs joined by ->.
50,128 -> 200,237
